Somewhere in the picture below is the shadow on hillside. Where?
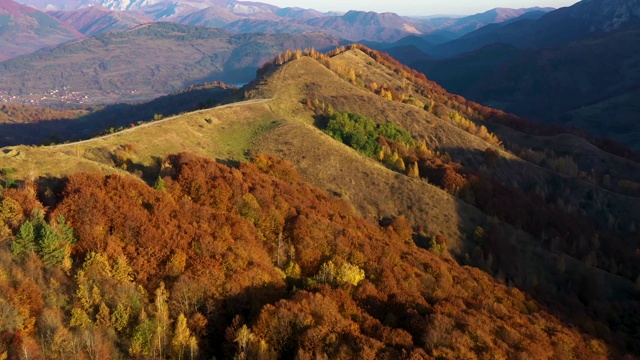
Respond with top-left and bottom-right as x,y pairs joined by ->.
207,282 -> 287,359
0,87 -> 235,148
438,146 -> 640,356
305,108 -> 640,354
312,113 -> 330,130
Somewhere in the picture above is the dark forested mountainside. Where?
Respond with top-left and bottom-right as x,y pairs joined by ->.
426,0 -> 640,59
404,0 -> 640,154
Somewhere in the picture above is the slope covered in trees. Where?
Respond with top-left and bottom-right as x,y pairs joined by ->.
239,45 -> 640,354
0,153 -> 612,359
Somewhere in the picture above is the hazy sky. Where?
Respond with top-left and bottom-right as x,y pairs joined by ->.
259,1 -> 580,16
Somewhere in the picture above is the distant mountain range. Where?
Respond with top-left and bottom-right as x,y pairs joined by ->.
407,0 -> 640,153
414,7 -> 554,44
426,0 -> 640,58
5,0 -> 556,52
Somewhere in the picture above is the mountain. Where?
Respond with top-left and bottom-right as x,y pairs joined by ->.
15,0 -> 427,42
177,5 -> 241,27
16,0 -> 281,17
176,5 -> 319,33
362,7 -> 555,65
2,45 -> 640,358
304,10 -> 422,42
0,22 -> 344,104
47,5 -> 149,35
0,0 -> 82,60
222,18 -> 315,34
417,7 -> 554,40
412,43 -> 522,96
410,1 -> 640,153
432,0 -> 640,58
275,7 -> 324,20
13,0 -> 554,45
187,8 -> 429,42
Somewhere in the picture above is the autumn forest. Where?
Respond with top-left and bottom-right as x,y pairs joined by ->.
0,153 -> 618,359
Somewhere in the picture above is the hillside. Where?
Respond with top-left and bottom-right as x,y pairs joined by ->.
0,0 -> 82,60
0,151 -> 615,359
427,0 -> 640,58
222,18 -> 316,35
0,22 -> 343,105
402,0 -> 640,154
413,28 -> 640,154
47,5 -> 149,35
177,5 -> 242,28
2,45 -> 640,357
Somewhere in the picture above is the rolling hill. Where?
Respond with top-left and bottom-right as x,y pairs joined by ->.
2,45 -> 640,357
0,22 -> 344,104
0,0 -> 82,60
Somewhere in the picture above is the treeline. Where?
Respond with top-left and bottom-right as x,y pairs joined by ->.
0,104 -> 85,125
0,153 -> 611,359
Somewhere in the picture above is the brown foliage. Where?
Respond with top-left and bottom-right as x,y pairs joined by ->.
0,104 -> 83,125
0,153 -> 617,358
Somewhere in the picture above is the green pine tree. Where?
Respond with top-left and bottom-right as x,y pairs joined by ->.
11,220 -> 36,257
38,223 -> 67,266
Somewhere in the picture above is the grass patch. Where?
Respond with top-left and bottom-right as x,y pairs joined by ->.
211,117 -> 281,161
0,168 -> 16,176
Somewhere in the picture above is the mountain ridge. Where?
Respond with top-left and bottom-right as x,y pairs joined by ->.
409,0 -> 640,153
430,0 -> 640,58
47,5 -> 150,35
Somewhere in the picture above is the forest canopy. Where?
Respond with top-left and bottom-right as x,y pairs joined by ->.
0,153 -> 610,359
